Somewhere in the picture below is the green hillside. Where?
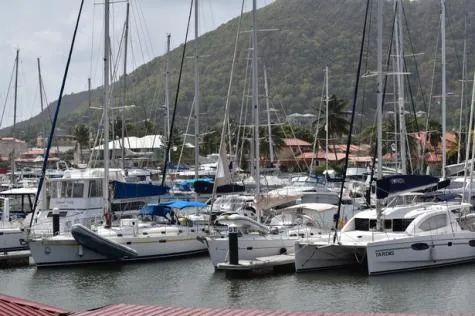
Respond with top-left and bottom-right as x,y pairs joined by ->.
4,0 -> 474,145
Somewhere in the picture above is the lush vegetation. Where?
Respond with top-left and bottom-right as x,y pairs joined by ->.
3,0 -> 474,156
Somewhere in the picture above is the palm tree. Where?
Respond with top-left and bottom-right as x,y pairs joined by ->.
313,94 -> 349,161
73,124 -> 90,162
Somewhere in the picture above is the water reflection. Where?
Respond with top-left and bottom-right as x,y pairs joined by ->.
1,257 -> 475,313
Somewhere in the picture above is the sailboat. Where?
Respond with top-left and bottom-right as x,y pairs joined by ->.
295,0 -> 475,275
28,0 -> 208,267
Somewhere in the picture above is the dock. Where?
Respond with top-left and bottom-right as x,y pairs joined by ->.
216,254 -> 295,276
0,250 -> 33,268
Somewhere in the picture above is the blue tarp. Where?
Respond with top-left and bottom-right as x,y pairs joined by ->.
138,200 -> 208,217
112,181 -> 169,200
178,178 -> 213,191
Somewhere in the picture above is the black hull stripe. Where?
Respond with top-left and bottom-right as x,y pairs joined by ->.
0,246 -> 29,253
35,249 -> 208,267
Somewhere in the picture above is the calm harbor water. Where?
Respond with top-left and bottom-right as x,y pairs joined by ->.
1,254 -> 475,313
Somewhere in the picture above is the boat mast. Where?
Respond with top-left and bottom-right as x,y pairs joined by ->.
103,0 -> 111,227
121,0 -> 129,170
165,34 -> 171,163
376,0 -> 383,230
395,0 -> 407,174
325,66 -> 329,173
252,0 -> 260,195
194,0 -> 200,180
37,58 -> 45,113
441,0 -> 447,179
11,49 -> 19,186
264,65 -> 274,164
457,17 -> 467,165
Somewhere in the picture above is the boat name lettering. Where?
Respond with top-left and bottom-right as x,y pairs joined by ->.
390,178 -> 405,184
375,250 -> 394,257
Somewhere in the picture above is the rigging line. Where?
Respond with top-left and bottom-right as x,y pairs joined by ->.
421,29 -> 439,169
0,62 -> 16,129
89,0 -> 97,80
444,3 -> 463,84
222,0 -> 245,160
310,78 -> 325,172
275,100 -> 306,173
401,3 -> 429,119
175,100 -> 194,177
333,0 -> 370,244
160,0 -> 194,187
368,2 -> 397,191
29,0 -> 85,230
236,36 -> 252,169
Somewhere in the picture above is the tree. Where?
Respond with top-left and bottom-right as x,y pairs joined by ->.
73,124 -> 90,161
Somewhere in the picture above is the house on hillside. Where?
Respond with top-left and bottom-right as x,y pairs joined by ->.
0,137 -> 28,163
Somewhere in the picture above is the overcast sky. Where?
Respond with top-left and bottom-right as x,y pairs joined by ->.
0,0 -> 274,129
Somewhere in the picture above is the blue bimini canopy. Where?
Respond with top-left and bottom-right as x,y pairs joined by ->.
138,200 -> 207,217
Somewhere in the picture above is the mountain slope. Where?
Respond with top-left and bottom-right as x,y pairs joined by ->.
5,0 -> 474,143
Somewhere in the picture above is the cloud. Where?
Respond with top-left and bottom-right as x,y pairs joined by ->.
0,0 -> 274,129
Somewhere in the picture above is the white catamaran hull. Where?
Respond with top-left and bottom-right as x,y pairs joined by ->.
29,234 -> 207,267
294,241 -> 364,272
366,233 -> 475,275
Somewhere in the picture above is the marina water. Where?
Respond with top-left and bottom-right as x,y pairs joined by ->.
1,255 -> 475,313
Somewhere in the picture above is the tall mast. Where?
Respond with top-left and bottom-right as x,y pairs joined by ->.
165,34 -> 171,162
252,0 -> 260,195
325,66 -> 329,173
37,58 -> 45,113
376,0 -> 383,179
121,0 -> 130,170
88,78 -> 92,107
194,0 -> 200,179
376,0 -> 383,231
264,65 -> 274,164
11,49 -> 19,186
103,0 -> 111,227
441,0 -> 447,179
457,17 -> 467,165
395,0 -> 407,174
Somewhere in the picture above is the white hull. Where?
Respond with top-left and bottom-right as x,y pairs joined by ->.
29,232 -> 207,267
294,241 -> 364,272
366,233 -> 475,275
204,235 -> 297,267
0,227 -> 27,252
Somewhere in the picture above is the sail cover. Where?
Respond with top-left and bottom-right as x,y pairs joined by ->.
112,181 -> 169,201
375,175 -> 440,199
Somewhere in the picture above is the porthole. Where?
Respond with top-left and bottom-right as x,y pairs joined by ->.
411,243 -> 429,250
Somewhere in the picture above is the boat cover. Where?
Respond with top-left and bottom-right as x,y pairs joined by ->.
112,181 -> 169,200
375,175 -> 440,199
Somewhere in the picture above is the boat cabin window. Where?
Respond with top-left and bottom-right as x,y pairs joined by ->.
392,219 -> 414,232
354,218 -> 377,231
60,182 -> 84,198
384,219 -> 392,230
419,214 -> 447,231
88,180 -> 102,197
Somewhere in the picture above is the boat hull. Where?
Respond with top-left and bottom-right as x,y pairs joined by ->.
366,233 -> 475,275
294,241 -> 364,272
204,235 -> 297,267
0,227 -> 28,253
29,233 -> 207,267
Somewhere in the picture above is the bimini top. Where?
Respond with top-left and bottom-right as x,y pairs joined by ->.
139,200 -> 208,217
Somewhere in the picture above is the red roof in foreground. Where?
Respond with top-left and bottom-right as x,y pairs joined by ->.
72,304 -> 458,316
0,294 -> 68,316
